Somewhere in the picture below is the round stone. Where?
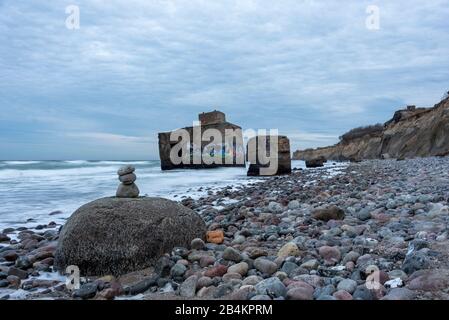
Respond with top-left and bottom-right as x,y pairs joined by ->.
254,258 -> 278,275
170,263 -> 187,277
278,242 -> 300,258
255,277 -> 286,298
286,287 -> 313,300
191,238 -> 205,250
227,262 -> 249,276
337,279 -> 357,294
116,183 -> 140,198
333,290 -> 353,300
222,247 -> 242,262
318,246 -> 341,265
54,197 -> 207,276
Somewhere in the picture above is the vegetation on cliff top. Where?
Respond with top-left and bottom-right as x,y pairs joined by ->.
339,124 -> 384,143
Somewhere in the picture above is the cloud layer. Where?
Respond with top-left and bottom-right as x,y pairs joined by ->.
1,0 -> 449,159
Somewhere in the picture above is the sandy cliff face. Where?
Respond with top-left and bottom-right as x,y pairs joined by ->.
293,97 -> 449,161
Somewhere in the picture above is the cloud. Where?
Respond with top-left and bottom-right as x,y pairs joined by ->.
0,0 -> 449,159
66,132 -> 154,145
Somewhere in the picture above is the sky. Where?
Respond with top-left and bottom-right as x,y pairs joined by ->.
0,0 -> 448,160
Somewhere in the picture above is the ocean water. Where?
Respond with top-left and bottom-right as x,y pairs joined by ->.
0,160 -> 345,230
0,160 -> 303,230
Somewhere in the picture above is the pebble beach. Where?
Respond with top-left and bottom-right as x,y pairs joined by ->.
1,157 -> 449,300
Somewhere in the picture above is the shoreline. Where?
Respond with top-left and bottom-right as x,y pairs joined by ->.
1,158 -> 448,300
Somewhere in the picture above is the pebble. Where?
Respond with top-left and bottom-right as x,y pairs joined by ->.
190,238 -> 205,250
15,256 -> 32,270
352,285 -> 375,300
277,242 -> 300,258
319,246 -> 341,265
300,259 -> 319,270
381,287 -> 416,300
268,202 -> 283,213
356,207 -> 372,221
286,287 -> 313,300
407,269 -> 449,291
0,233 -> 10,242
254,257 -> 278,275
288,200 -> 300,210
7,267 -> 28,280
337,279 -> 357,294
6,275 -> 20,288
242,275 -> 263,286
179,275 -> 198,298
170,263 -> 187,278
333,290 -> 353,300
402,251 -> 430,274
117,165 -> 135,176
73,283 -> 98,299
255,277 -> 286,298
197,276 -> 213,289
206,230 -> 224,244
204,265 -> 228,278
227,262 -> 249,276
222,247 -> 242,262
118,173 -> 136,185
312,206 -> 345,221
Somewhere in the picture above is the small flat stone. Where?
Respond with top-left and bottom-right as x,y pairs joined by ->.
117,165 -> 135,176
119,173 -> 136,185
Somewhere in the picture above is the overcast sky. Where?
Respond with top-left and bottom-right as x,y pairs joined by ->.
1,0 -> 448,160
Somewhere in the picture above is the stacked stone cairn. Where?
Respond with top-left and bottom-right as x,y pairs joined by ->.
116,165 -> 140,198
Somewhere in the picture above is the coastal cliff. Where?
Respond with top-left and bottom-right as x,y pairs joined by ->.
293,96 -> 449,161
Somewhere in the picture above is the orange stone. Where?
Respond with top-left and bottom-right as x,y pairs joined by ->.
206,230 -> 224,244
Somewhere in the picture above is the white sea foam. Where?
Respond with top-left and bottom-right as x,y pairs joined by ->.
4,161 -> 42,165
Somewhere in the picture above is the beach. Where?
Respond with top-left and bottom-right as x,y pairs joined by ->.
1,157 -> 448,300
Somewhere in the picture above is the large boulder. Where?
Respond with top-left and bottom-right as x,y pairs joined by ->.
54,197 -> 206,276
305,157 -> 326,168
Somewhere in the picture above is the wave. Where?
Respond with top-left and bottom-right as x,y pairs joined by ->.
3,161 -> 42,165
64,160 -> 89,165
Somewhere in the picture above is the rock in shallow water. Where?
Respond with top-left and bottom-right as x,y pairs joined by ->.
0,233 -> 10,242
54,197 -> 206,276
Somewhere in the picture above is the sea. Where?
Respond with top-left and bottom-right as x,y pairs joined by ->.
0,160 -> 343,230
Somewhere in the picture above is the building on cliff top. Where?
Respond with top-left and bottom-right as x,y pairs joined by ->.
158,111 -> 245,170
